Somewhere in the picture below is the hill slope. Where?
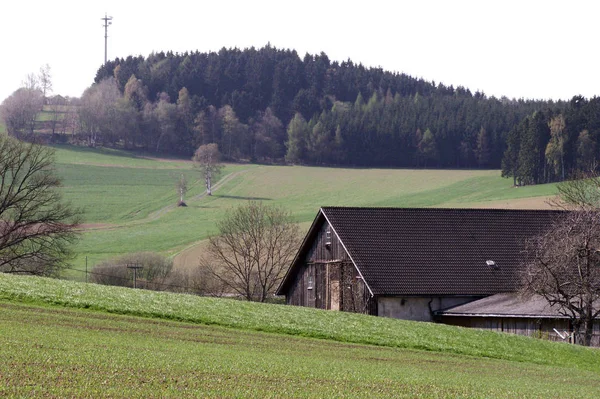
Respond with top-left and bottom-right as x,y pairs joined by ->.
0,274 -> 598,398
51,145 -> 558,274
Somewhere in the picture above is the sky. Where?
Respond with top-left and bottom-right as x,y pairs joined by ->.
1,0 -> 599,103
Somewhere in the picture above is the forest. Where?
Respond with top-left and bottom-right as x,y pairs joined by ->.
3,45 -> 600,184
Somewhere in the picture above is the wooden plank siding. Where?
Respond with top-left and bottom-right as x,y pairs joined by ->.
286,220 -> 375,315
441,316 -> 600,346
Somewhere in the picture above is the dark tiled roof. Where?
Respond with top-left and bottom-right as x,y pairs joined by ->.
321,207 -> 563,296
435,293 -> 569,318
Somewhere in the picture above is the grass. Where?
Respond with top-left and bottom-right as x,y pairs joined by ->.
0,274 -> 599,398
46,145 -> 559,274
0,274 -> 596,371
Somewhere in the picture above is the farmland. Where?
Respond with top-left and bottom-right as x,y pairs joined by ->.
50,145 -> 558,276
0,274 -> 599,398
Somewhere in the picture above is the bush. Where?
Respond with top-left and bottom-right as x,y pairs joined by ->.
90,252 -> 173,290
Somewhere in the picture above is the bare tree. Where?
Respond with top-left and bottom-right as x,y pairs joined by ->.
192,143 -> 223,196
91,252 -> 174,290
38,64 -> 52,104
153,93 -> 177,153
551,170 -> 600,210
22,73 -> 39,92
200,202 -> 300,302
78,78 -> 120,146
176,173 -> 188,206
0,136 -> 82,276
521,209 -> 600,346
0,87 -> 44,138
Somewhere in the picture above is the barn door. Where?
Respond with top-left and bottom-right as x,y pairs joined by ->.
329,262 -> 341,311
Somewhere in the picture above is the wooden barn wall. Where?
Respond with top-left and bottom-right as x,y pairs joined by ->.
285,219 -> 375,315
305,220 -> 349,263
339,261 -> 376,315
441,316 -> 600,347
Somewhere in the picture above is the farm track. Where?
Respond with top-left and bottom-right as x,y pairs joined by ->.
148,168 -> 250,221
80,168 -> 250,232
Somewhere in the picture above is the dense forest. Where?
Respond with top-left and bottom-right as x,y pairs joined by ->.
3,45 -> 600,184
91,46 -> 556,169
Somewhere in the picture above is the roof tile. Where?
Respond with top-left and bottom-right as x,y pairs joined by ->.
321,207 -> 563,296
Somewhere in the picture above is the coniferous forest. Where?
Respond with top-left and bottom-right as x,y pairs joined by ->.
33,46 -> 600,184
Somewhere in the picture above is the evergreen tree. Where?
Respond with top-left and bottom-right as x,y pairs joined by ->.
502,124 -> 522,186
475,126 -> 491,168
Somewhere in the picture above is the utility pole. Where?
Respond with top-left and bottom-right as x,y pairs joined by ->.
127,263 -> 143,289
101,13 -> 113,64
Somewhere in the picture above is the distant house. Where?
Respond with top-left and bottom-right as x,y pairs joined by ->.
276,207 -> 600,344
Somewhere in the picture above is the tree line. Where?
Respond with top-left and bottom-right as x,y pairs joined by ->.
87,45 -> 562,169
502,96 -> 600,185
4,46 -> 600,183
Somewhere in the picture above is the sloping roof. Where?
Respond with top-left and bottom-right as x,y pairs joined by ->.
279,207 -> 563,297
435,293 -> 568,318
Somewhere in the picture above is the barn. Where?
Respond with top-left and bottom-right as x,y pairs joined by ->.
276,207 -> 564,321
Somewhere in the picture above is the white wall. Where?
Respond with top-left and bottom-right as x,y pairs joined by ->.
377,296 -> 478,321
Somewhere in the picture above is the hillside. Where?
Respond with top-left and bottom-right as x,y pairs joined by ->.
0,274 -> 598,398
50,145 -> 559,276
86,46 -> 560,170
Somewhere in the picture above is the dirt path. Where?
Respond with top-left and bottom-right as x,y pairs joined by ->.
81,169 -> 250,232
147,169 -> 250,221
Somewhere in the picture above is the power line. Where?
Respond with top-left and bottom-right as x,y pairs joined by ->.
63,266 -> 197,292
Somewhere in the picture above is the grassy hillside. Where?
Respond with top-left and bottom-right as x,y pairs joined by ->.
49,145 -> 558,275
0,274 -> 598,398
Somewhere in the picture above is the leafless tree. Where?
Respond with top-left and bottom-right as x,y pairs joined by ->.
192,143 -> 223,196
91,252 -> 173,290
0,87 -> 44,138
199,202 -> 300,302
22,73 -> 39,92
176,173 -> 188,206
551,170 -> 600,210
38,64 -> 52,104
521,209 -> 600,346
78,78 -> 120,146
153,93 -> 177,153
0,136 -> 82,276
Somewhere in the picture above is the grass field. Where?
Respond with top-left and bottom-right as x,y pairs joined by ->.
48,145 -> 559,276
0,274 -> 599,398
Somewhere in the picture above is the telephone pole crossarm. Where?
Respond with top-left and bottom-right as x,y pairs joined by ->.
126,263 -> 143,289
101,13 -> 113,64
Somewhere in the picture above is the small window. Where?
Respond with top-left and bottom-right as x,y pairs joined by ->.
307,274 -> 314,290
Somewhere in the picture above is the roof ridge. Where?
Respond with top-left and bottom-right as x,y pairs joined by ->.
321,206 -> 565,213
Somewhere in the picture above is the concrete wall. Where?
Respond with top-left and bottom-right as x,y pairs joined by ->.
377,296 -> 479,321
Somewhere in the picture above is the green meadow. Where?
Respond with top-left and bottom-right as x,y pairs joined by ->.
0,146 -> 593,399
0,274 -> 598,398
49,145 -> 558,275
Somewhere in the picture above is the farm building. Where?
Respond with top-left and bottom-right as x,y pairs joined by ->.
436,293 -> 600,346
276,207 -> 599,345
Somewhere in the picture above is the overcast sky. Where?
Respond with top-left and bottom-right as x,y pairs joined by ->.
2,0 -> 599,103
